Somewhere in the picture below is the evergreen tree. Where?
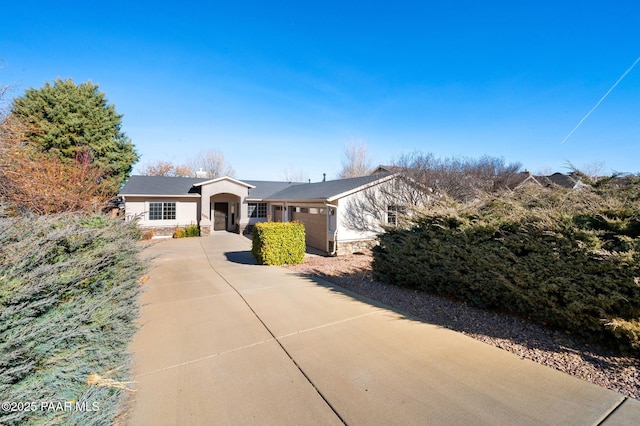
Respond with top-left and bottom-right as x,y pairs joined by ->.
10,78 -> 139,193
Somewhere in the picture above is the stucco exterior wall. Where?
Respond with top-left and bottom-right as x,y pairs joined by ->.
199,179 -> 251,230
124,196 -> 200,228
335,190 -> 384,243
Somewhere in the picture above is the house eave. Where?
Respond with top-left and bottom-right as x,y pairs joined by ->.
262,198 -> 328,204
327,173 -> 397,202
118,193 -> 202,198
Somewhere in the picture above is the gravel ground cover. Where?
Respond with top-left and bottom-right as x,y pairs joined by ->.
284,250 -> 640,400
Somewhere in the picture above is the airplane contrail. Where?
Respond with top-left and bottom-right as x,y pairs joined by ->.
561,55 -> 640,144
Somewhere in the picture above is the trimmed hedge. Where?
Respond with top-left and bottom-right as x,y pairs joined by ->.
251,222 -> 305,265
0,212 -> 146,425
373,184 -> 640,354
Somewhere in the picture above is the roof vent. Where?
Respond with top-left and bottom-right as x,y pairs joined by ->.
195,168 -> 207,178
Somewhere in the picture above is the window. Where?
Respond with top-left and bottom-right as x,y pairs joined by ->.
149,202 -> 176,220
387,205 -> 405,226
248,202 -> 267,218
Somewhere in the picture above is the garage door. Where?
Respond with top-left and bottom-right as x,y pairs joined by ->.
291,209 -> 327,251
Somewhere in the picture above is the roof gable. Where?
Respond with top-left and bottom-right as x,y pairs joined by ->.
192,176 -> 256,189
534,172 -> 581,189
371,165 -> 400,175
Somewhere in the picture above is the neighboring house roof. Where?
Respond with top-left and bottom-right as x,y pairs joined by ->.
265,173 -> 393,202
119,175 -> 207,196
373,166 -> 592,192
509,171 -> 543,189
535,172 -> 581,189
371,165 -> 401,175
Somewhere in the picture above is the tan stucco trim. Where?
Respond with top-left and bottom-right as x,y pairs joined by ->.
192,176 -> 256,189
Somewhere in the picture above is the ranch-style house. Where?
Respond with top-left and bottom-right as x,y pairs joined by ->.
118,170 -> 402,255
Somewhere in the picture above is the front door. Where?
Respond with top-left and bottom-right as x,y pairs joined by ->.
213,202 -> 228,231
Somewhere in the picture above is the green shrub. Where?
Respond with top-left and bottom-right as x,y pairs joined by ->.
373,183 -> 640,355
185,224 -> 200,237
173,224 -> 200,238
0,212 -> 147,425
252,221 -> 305,265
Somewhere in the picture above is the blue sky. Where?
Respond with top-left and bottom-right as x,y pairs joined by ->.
2,1 -> 639,180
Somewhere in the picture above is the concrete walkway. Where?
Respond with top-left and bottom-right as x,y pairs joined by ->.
127,233 -> 639,425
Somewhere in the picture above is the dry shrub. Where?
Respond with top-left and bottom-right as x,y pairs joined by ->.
141,229 -> 154,240
0,119 -> 110,215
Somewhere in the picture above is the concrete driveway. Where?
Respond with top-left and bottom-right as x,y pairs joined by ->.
126,233 -> 639,425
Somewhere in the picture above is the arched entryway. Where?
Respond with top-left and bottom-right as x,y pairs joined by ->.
211,194 -> 241,232
193,176 -> 255,236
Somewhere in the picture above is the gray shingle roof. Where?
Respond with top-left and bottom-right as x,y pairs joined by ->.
244,181 -> 305,200
119,173 -> 393,200
119,176 -> 309,199
266,174 -> 391,201
119,175 -> 207,196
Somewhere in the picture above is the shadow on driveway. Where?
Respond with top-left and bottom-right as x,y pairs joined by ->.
224,250 -> 258,265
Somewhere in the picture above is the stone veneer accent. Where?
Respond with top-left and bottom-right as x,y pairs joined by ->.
336,239 -> 377,256
141,226 -> 178,238
142,225 -> 211,238
200,225 -> 211,237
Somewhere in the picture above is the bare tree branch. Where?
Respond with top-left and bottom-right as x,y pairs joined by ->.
340,152 -> 523,234
393,152 -> 522,202
282,167 -> 308,182
137,160 -> 193,177
337,140 -> 372,178
187,149 -> 235,179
